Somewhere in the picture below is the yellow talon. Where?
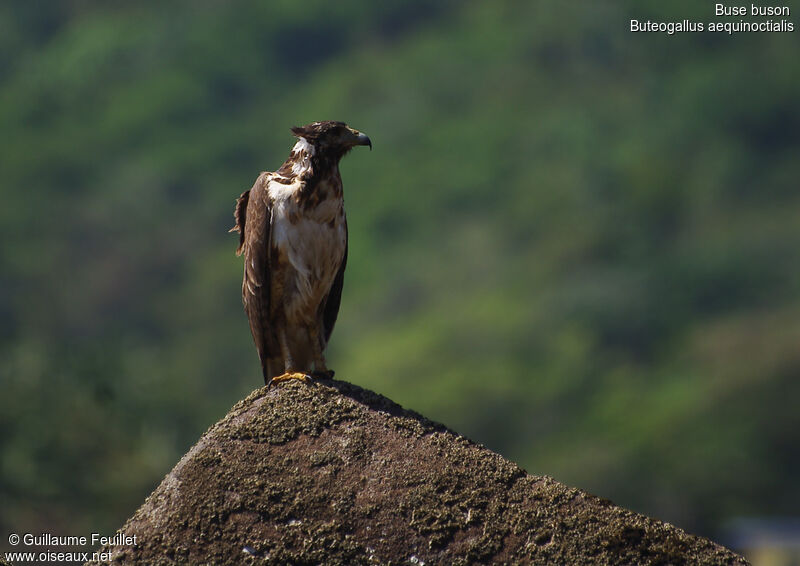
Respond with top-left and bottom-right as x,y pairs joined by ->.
269,372 -> 312,386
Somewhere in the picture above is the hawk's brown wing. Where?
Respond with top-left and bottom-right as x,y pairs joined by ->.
322,220 -> 347,345
236,174 -> 275,366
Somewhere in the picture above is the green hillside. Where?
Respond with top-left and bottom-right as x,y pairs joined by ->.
1,0 -> 798,543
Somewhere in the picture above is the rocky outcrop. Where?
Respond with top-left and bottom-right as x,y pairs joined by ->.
88,379 -> 748,565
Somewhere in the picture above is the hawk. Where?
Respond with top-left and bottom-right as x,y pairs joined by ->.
231,121 -> 371,386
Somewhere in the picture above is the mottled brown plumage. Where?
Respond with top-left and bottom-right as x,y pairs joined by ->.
231,121 -> 371,385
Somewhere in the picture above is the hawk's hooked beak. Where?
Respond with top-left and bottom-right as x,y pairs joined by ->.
353,131 -> 372,151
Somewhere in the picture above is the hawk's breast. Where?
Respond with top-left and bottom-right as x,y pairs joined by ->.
268,176 -> 346,323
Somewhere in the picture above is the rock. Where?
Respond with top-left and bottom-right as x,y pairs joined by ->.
87,379 -> 748,565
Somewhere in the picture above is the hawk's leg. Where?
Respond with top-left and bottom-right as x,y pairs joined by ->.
309,325 -> 335,380
268,328 -> 312,387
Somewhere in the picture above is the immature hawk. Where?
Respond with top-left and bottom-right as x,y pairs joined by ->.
231,121 -> 371,386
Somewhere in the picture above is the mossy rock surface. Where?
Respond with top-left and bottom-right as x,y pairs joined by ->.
87,379 -> 748,565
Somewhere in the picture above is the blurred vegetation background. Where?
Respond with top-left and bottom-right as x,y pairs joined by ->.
1,0 -> 798,551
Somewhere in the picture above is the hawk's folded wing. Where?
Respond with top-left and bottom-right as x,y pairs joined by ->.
322,220 -> 347,345
236,174 -> 275,361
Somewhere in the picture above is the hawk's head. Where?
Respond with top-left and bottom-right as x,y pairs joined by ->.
291,121 -> 372,158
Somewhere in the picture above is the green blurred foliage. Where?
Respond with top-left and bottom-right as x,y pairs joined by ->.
1,0 -> 798,543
